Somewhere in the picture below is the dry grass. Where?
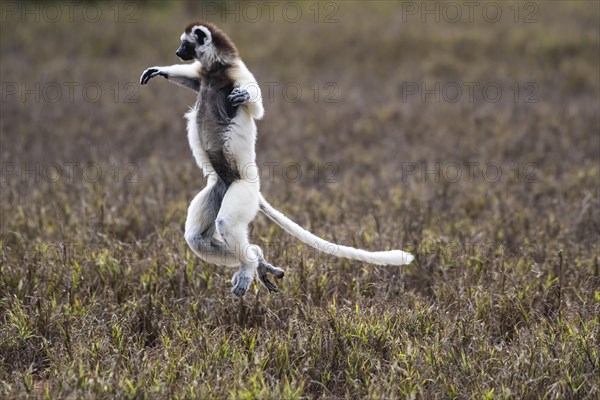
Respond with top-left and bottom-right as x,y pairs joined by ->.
0,1 -> 599,399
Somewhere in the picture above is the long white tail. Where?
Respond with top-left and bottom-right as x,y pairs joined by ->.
258,194 -> 414,265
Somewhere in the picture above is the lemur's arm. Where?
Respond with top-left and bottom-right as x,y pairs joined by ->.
140,62 -> 202,92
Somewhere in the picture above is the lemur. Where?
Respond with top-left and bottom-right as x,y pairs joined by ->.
140,22 -> 414,297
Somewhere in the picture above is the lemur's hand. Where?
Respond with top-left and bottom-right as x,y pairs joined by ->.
228,87 -> 250,106
140,67 -> 168,85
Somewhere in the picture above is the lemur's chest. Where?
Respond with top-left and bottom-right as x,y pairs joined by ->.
198,81 -> 235,114
196,65 -> 237,124
196,82 -> 234,141
194,76 -> 240,183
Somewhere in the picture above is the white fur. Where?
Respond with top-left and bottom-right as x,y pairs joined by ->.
227,60 -> 264,119
258,194 -> 414,265
159,61 -> 202,79
216,179 -> 260,265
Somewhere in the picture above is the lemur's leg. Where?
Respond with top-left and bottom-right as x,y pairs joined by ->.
219,89 -> 284,294
215,179 -> 264,297
184,178 -> 238,267
140,62 -> 201,92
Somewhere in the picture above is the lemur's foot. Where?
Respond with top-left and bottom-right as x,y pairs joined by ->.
257,257 -> 285,293
259,257 -> 285,279
140,67 -> 168,85
231,270 -> 253,297
228,87 -> 250,106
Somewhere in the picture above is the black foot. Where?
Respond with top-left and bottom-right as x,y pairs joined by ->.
257,257 -> 285,293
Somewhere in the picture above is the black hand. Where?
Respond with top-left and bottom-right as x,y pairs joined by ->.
228,87 -> 251,106
140,68 -> 168,85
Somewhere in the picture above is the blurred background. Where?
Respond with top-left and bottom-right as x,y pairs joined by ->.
1,1 -> 599,398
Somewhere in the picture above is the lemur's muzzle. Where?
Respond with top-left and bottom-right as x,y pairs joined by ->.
176,44 -> 194,61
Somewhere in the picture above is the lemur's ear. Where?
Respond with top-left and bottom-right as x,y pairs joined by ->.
194,28 -> 207,43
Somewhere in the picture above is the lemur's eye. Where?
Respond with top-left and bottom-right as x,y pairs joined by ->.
194,28 -> 207,43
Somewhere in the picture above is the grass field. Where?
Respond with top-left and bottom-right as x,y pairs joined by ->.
1,1 -> 599,398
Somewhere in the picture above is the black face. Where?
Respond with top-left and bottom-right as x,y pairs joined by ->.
176,40 -> 195,61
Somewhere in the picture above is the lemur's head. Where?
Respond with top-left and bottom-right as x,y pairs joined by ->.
176,22 -> 238,66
